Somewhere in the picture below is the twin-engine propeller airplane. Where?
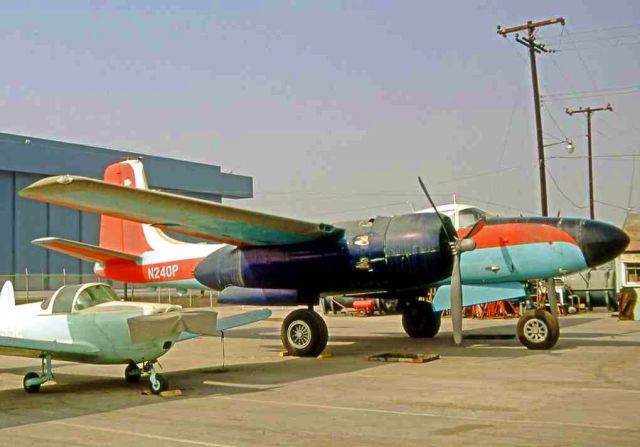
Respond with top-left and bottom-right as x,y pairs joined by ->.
0,281 -> 270,393
19,160 -> 629,356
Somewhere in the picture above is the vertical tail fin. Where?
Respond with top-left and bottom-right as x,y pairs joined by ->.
99,160 -> 183,255
0,281 -> 15,310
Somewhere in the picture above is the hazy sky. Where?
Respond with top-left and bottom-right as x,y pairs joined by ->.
2,1 -> 639,226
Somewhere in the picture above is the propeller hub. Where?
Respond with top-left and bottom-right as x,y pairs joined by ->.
458,238 -> 476,253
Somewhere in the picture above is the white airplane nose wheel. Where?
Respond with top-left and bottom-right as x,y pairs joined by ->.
149,372 -> 168,395
143,361 -> 168,394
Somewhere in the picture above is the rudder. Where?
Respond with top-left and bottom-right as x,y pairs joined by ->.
99,160 -> 181,255
0,281 -> 15,310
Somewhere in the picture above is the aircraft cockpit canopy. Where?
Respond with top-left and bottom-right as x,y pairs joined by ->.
456,207 -> 490,229
41,283 -> 118,314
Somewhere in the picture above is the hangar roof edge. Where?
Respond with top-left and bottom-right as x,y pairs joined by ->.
0,132 -> 252,199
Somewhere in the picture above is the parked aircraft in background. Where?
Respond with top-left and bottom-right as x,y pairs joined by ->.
0,281 -> 270,393
20,160 -> 629,355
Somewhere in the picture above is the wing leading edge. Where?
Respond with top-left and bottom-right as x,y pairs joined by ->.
19,176 -> 344,247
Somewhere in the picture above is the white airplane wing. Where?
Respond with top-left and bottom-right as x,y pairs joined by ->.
0,336 -> 100,359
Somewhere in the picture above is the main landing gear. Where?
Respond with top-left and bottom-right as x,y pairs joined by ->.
401,298 -> 442,338
124,360 -> 168,394
281,307 -> 328,357
23,354 -> 54,393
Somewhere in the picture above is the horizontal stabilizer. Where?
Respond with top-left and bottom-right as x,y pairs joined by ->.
20,175 -> 344,247
176,308 -> 272,342
0,281 -> 15,310
128,310 -> 218,344
33,237 -> 141,264
432,282 -> 527,312
217,308 -> 272,332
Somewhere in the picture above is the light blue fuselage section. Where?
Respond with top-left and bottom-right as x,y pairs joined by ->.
431,242 -> 588,311
458,242 -> 587,285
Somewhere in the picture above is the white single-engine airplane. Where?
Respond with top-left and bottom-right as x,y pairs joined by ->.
0,281 -> 270,394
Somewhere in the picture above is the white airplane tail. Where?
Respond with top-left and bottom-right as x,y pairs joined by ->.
0,281 -> 15,310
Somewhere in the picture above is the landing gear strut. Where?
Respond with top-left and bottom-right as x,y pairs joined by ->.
124,361 -> 168,394
142,361 -> 168,395
23,354 -> 53,393
281,308 -> 328,357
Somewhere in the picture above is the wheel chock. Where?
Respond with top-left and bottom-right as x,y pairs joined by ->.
316,352 -> 333,359
160,389 -> 183,398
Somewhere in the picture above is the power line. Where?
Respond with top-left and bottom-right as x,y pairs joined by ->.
563,28 -> 599,92
545,23 -> 640,39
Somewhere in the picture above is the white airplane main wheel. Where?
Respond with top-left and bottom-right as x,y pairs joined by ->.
516,309 -> 560,350
149,373 -> 169,395
281,309 -> 328,357
23,372 -> 41,393
402,300 -> 441,338
124,362 -> 142,383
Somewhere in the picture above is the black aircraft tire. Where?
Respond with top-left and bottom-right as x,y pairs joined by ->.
516,309 -> 560,350
124,362 -> 142,383
281,309 -> 328,357
23,371 -> 41,393
402,300 -> 442,338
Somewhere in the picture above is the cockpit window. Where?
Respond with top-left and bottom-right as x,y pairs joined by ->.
51,285 -> 83,314
458,208 -> 489,229
73,285 -> 117,311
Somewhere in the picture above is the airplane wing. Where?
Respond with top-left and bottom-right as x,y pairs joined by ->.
19,175 -> 344,247
176,308 -> 272,342
0,336 -> 99,359
32,237 -> 141,264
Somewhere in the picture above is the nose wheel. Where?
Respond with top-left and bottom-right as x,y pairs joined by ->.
125,361 -> 169,394
516,309 -> 560,349
281,308 -> 328,357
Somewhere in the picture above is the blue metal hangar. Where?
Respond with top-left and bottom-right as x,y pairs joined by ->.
0,132 -> 253,290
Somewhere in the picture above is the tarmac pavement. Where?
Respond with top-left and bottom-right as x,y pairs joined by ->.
1,307 -> 639,446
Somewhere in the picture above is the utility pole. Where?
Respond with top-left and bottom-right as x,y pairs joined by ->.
497,18 -> 565,319
497,17 -> 565,217
566,104 -> 613,219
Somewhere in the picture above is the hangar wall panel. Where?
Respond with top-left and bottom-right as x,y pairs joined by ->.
14,173 -> 48,290
0,171 -> 15,275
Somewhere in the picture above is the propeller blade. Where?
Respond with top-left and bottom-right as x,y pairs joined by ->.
461,218 -> 486,240
450,246 -> 463,345
417,176 -> 455,242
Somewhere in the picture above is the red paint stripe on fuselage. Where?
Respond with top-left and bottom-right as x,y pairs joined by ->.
98,258 -> 204,283
458,223 -> 578,249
